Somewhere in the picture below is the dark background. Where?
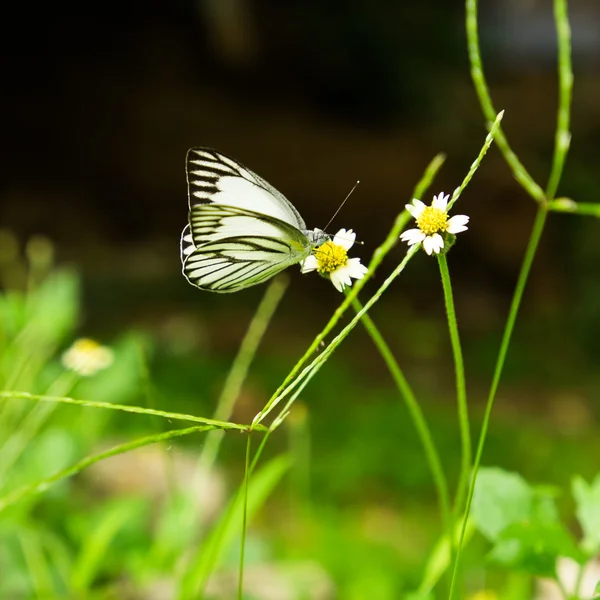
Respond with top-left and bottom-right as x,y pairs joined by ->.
2,1 -> 600,596
2,0 -> 600,499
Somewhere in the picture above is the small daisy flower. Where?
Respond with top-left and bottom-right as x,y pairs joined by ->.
62,338 -> 114,376
301,228 -> 368,292
400,192 -> 469,255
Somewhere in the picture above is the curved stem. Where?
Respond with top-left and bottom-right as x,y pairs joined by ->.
546,0 -> 573,200
449,205 -> 547,599
257,119 -> 503,431
437,256 -> 470,517
0,425 -> 213,513
351,297 -> 453,564
201,278 -> 287,472
238,434 -> 252,600
466,0 -> 545,203
0,391 -> 261,432
251,153 -> 447,429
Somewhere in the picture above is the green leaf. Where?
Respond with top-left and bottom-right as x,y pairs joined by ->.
148,491 -> 200,569
489,520 -> 582,577
178,454 -> 291,599
531,491 -> 560,525
471,467 -> 533,541
418,517 -> 476,594
0,291 -> 27,341
27,269 -> 79,347
13,428 -> 79,487
71,499 -> 141,593
573,475 -> 600,555
0,270 -> 79,389
18,528 -> 57,598
594,579 -> 600,595
472,468 -> 584,577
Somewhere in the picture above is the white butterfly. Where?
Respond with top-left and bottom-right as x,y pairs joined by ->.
181,148 -> 329,293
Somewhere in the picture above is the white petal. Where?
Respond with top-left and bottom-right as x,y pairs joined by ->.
422,236 -> 435,255
332,228 -> 347,244
300,255 -> 318,273
400,229 -> 426,245
333,228 -> 356,250
448,214 -> 469,226
329,259 -> 367,292
446,214 -> 470,234
330,270 -> 350,292
407,199 -> 426,218
432,193 -> 449,211
423,234 -> 444,255
431,233 -> 444,253
345,257 -> 368,279
447,224 -> 468,235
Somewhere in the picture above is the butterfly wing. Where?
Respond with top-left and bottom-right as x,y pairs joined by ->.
181,204 -> 312,293
181,148 -> 315,293
185,147 -> 307,236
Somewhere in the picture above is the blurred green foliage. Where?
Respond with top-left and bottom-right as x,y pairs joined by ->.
1,228 -> 599,599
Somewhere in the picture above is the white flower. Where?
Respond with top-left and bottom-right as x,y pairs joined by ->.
400,192 -> 469,255
301,228 -> 368,292
536,556 -> 600,600
62,338 -> 114,376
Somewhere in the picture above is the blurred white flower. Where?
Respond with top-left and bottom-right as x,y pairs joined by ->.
400,192 -> 469,255
301,228 -> 367,292
536,556 -> 600,600
62,338 -> 114,376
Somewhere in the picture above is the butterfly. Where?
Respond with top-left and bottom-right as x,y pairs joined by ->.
180,148 -> 329,293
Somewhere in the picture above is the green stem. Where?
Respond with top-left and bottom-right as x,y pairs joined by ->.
257,120 -> 503,430
447,111 -> 505,212
288,405 -> 311,509
263,246 -> 419,429
351,297 -> 453,566
548,199 -> 600,217
0,371 -> 78,488
437,255 -> 470,518
449,205 -> 548,599
546,0 -> 573,201
19,530 -> 55,598
0,425 -> 213,513
137,341 -> 179,500
250,430 -> 273,474
238,434 -> 252,600
465,0 -> 545,203
0,391 -> 263,432
251,153 -> 447,429
200,278 -> 287,472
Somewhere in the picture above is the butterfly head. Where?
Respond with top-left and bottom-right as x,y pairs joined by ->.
299,227 -> 368,292
305,228 -> 330,248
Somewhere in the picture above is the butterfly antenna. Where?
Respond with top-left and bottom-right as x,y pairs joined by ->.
323,180 -> 360,233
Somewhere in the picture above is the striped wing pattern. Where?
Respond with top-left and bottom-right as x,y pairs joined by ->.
181,227 -> 308,293
181,149 -> 314,293
185,147 -> 306,231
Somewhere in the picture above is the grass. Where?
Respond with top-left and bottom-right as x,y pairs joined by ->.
2,0 -> 600,597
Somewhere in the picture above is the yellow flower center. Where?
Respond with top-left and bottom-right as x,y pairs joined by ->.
314,241 -> 348,274
416,206 -> 448,235
73,338 -> 102,354
62,338 -> 114,376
